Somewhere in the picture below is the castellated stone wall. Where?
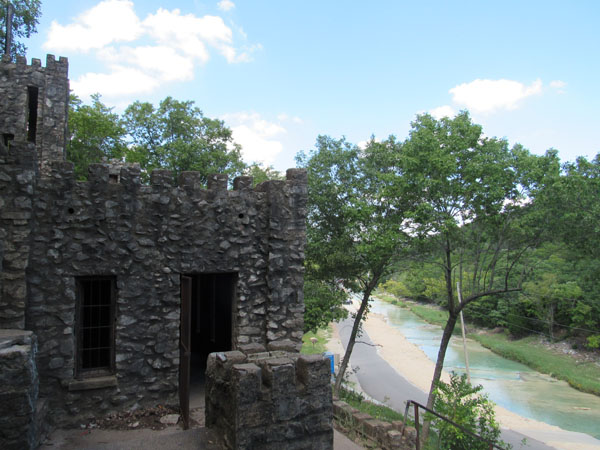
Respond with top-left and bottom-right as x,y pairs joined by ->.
14,159 -> 307,425
0,54 -> 311,439
206,347 -> 333,449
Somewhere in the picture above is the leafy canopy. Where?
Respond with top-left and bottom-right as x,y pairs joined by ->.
67,94 -> 127,180
123,97 -> 245,183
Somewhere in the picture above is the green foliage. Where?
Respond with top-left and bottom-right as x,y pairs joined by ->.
380,279 -> 408,299
586,335 -> 600,350
538,154 -> 600,258
396,112 -> 551,314
243,163 -> 283,185
300,327 -> 331,354
429,373 -> 505,450
303,278 -> 348,333
123,97 -> 245,183
338,388 -> 405,423
298,135 -> 409,394
297,136 -> 406,290
523,273 -> 582,338
67,94 -> 127,180
0,0 -> 41,59
66,95 -> 247,184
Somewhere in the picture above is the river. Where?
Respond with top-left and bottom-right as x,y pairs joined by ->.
370,298 -> 600,440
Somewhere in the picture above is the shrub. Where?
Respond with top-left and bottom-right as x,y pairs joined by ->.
428,373 -> 508,450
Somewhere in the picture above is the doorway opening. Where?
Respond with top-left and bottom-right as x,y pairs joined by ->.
180,273 -> 236,416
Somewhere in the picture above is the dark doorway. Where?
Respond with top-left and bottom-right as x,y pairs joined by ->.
190,273 -> 235,365
180,273 -> 236,421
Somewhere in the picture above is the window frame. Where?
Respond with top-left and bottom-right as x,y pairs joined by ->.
75,276 -> 116,379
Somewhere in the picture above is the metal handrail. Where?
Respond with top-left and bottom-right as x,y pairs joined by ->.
400,400 -> 507,450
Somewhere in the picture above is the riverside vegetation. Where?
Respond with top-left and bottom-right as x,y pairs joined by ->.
376,290 -> 600,397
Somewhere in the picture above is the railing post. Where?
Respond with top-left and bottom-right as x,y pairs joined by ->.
414,402 -> 420,450
401,401 -> 411,437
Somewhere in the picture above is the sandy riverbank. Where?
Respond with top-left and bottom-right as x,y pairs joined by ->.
328,304 -> 600,450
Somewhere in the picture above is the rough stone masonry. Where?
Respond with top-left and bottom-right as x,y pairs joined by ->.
0,53 -> 332,449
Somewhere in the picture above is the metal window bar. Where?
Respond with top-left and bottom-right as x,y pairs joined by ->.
401,400 -> 507,450
78,278 -> 114,371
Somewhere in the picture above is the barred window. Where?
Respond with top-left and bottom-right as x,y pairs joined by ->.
76,277 -> 115,375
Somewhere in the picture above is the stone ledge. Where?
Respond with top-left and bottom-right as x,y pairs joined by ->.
333,396 -> 416,449
68,376 -> 117,391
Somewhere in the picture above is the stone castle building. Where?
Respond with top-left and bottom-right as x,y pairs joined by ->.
0,54 -> 332,449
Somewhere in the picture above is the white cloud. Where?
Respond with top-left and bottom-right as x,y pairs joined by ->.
217,1 -> 236,12
222,112 -> 287,165
143,9 -> 236,62
43,1 -> 259,100
449,78 -> 542,113
550,80 -> 567,93
429,105 -> 456,119
98,45 -> 195,82
277,113 -> 303,124
71,67 -> 159,98
357,137 -> 380,150
44,0 -> 142,52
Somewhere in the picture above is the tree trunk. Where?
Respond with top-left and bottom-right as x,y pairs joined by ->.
549,303 -> 555,340
333,287 -> 373,396
421,312 -> 459,443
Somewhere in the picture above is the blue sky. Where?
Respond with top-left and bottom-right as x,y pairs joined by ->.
23,0 -> 600,171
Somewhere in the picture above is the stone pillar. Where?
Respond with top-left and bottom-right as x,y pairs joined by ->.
0,330 -> 41,450
0,143 -> 37,329
206,349 -> 333,450
258,169 -> 307,351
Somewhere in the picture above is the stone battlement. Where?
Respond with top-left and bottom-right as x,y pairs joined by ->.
40,160 -> 307,194
1,53 -> 69,74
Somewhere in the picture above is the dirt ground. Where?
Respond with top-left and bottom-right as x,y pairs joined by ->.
41,404 -> 212,449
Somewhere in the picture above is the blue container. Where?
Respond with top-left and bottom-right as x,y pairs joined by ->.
323,351 -> 335,374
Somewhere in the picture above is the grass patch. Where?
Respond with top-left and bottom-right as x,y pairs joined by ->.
301,327 -> 331,354
406,303 -> 448,327
373,290 -> 404,306
338,388 -> 404,423
472,333 -> 600,396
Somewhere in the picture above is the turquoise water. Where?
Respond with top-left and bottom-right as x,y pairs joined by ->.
370,299 -> 600,440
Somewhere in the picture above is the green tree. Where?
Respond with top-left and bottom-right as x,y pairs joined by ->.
244,163 -> 283,185
394,112 -> 556,429
524,273 -> 582,339
540,155 -> 600,257
123,97 -> 245,183
429,373 -> 505,450
66,94 -> 127,180
1,0 -> 41,59
532,154 -> 600,345
303,278 -> 347,333
298,135 -> 407,395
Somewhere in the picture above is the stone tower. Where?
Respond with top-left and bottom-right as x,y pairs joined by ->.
0,54 -> 69,174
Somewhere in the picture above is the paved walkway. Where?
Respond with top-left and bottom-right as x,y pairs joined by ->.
44,426 -> 362,449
